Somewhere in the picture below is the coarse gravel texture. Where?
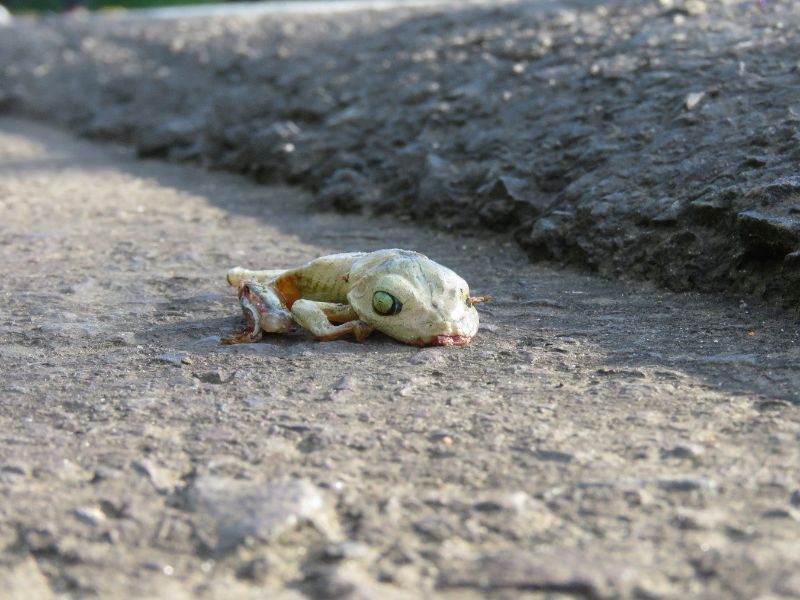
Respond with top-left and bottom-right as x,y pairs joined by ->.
2,0 -> 800,306
2,117 -> 800,599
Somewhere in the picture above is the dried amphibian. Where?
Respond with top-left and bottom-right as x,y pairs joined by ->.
224,249 -> 489,346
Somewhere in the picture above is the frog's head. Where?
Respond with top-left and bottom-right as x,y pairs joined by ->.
346,251 -> 483,346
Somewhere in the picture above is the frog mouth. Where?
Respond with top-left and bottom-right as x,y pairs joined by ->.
428,334 -> 471,346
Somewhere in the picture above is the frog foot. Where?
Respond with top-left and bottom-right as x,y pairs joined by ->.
222,281 -> 294,344
314,320 -> 374,343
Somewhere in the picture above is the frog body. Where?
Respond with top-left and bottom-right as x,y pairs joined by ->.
223,249 -> 488,346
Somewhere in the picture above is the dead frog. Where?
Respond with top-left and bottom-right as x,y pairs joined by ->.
223,249 -> 489,346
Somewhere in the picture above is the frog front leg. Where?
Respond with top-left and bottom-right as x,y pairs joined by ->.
291,300 -> 374,342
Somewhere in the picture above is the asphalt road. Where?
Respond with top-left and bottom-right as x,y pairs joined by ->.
3,0 -> 799,305
1,117 -> 799,599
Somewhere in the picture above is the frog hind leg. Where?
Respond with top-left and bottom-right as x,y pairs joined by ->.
222,281 -> 295,345
290,299 -> 373,342
226,267 -> 287,288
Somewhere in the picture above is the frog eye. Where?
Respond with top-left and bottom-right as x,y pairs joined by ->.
372,291 -> 402,316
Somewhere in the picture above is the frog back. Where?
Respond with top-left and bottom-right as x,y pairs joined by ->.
284,252 -> 367,304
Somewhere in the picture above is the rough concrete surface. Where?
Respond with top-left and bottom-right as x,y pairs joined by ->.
2,0 -> 800,305
2,117 -> 800,599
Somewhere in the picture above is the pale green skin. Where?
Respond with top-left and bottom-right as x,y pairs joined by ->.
225,249 -> 481,346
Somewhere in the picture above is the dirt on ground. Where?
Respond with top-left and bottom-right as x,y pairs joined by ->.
1,117 -> 799,599
2,0 -> 800,305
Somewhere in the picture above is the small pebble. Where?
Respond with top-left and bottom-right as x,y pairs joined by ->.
762,507 -> 800,521
323,541 -> 371,561
325,374 -> 358,401
110,331 -> 136,346
685,91 -> 705,111
672,507 -> 725,530
409,349 -> 445,365
657,476 -> 715,492
663,443 -> 705,461
237,556 -> 271,582
156,351 -> 189,366
74,506 -> 106,526
194,369 -> 232,384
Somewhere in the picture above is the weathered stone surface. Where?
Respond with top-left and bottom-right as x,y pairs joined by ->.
186,476 -> 339,553
132,459 -> 180,493
439,549 -> 639,598
2,0 -> 800,303
0,556 -> 55,600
